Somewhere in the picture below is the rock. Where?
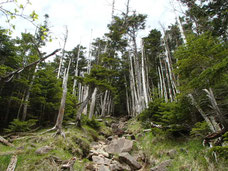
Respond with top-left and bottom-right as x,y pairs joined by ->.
109,160 -> 131,171
135,150 -> 146,162
35,146 -> 53,154
119,152 -> 142,170
118,121 -> 125,130
16,146 -> 24,150
167,149 -> 177,159
85,163 -> 96,171
91,142 -> 100,148
92,155 -> 111,165
115,128 -> 125,137
107,136 -> 113,141
92,156 -> 105,165
98,164 -> 110,171
105,137 -> 133,154
150,160 -> 172,171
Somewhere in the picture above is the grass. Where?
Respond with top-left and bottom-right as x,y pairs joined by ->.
128,119 -> 228,171
0,122 -> 108,171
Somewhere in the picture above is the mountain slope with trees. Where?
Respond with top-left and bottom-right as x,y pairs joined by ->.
0,0 -> 228,170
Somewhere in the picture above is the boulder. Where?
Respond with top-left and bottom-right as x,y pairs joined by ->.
98,165 -> 110,171
35,146 -> 53,154
109,160 -> 131,171
92,156 -> 105,165
118,152 -> 142,170
105,137 -> 133,154
92,155 -> 111,165
150,160 -> 172,171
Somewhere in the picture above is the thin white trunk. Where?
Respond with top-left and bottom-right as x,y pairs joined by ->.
158,67 -> 163,98
57,26 -> 68,79
22,63 -> 39,121
101,90 -> 108,116
204,88 -> 228,130
188,93 -> 217,132
89,88 -> 97,119
55,58 -> 71,131
73,45 -> 81,95
159,57 -> 168,102
111,0 -> 115,23
129,53 -> 138,116
141,40 -> 149,108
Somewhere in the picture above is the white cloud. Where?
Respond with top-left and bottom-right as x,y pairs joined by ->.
0,0 -> 180,55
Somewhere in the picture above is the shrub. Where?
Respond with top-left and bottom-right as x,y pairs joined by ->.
190,121 -> 210,137
4,119 -> 37,133
81,115 -> 101,130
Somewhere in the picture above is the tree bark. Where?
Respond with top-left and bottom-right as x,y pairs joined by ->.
22,62 -> 39,121
188,93 -> 218,132
89,88 -> 97,119
6,155 -> 17,171
72,45 -> 81,95
54,58 -> 71,134
76,86 -> 95,127
57,26 -> 68,79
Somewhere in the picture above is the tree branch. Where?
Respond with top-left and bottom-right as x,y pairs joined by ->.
0,48 -> 61,82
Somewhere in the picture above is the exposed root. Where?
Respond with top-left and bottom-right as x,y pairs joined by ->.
40,126 -> 65,138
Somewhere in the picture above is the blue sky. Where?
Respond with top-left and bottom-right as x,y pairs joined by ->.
0,0 -> 182,56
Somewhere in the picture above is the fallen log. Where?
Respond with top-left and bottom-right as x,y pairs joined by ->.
0,136 -> 14,147
6,155 -> 17,171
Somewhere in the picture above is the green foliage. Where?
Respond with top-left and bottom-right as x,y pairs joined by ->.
138,97 -> 163,127
210,146 -> 228,160
138,96 -> 191,135
175,32 -> 228,91
81,115 -> 101,130
4,119 -> 37,133
223,131 -> 228,142
190,121 -> 210,137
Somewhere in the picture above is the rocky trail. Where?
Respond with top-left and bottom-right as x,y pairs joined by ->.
85,117 -> 145,171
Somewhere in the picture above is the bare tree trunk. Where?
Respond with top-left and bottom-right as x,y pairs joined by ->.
54,58 -> 71,134
188,93 -> 218,132
89,88 -> 97,119
159,57 -> 168,102
76,87 -> 95,127
72,45 -> 81,95
158,67 -> 163,98
101,90 -> 108,117
21,63 -> 39,121
57,26 -> 68,79
204,88 -> 228,130
141,39 -> 149,108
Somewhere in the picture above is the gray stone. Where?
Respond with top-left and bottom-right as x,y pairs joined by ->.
92,156 -> 111,165
105,137 -> 133,154
35,146 -> 53,154
150,160 -> 172,171
119,152 -> 142,170
98,164 -> 110,171
110,160 -> 131,171
167,149 -> 177,159
92,156 -> 105,165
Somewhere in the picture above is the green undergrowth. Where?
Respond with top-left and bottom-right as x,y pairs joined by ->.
0,119 -> 111,171
128,119 -> 228,171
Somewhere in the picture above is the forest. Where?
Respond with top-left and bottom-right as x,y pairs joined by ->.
0,0 -> 228,170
